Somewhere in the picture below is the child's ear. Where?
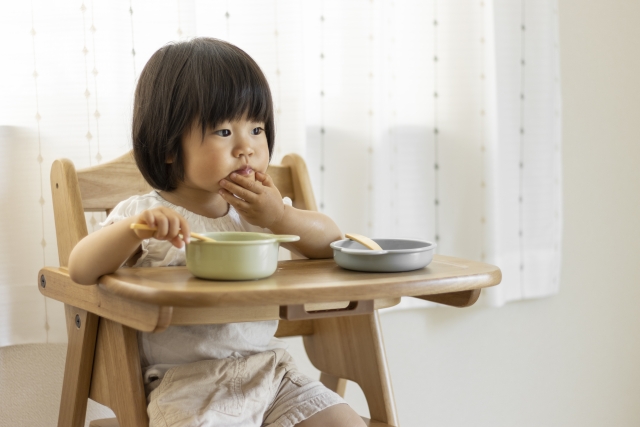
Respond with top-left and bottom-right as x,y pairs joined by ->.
166,156 -> 173,164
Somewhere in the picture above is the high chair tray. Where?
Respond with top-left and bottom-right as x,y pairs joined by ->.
38,255 -> 501,332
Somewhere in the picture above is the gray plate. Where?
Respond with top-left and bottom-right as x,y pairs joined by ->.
330,238 -> 437,272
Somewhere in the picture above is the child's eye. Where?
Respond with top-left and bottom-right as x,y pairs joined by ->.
214,129 -> 231,137
251,127 -> 264,135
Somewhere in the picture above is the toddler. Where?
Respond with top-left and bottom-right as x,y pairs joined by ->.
68,37 -> 365,427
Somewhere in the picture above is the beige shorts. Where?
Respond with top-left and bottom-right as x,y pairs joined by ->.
147,348 -> 346,427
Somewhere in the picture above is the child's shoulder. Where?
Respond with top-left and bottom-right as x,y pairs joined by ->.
115,191 -> 165,212
101,191 -> 165,226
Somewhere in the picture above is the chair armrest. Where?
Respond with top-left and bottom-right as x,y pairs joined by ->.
38,267 -> 172,332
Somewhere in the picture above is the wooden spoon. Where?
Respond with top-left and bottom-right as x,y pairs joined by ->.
130,223 -> 216,243
345,233 -> 383,251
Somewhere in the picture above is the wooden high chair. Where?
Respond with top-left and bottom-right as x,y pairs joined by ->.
39,151 -> 501,427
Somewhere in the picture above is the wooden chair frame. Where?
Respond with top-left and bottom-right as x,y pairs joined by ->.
43,151 -> 486,427
47,153 -> 410,427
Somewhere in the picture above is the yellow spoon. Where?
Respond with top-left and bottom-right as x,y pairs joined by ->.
345,233 -> 383,251
130,223 -> 216,243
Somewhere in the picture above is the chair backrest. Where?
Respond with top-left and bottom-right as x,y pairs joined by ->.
50,151 -> 317,268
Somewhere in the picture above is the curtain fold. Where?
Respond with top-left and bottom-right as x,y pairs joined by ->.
0,0 -> 561,346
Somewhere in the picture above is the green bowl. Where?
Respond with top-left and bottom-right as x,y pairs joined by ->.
185,232 -> 299,280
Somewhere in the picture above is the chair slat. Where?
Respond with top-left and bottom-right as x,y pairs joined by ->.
266,164 -> 295,200
77,152 -> 152,212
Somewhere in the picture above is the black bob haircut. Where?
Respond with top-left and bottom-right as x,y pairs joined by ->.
132,37 -> 275,191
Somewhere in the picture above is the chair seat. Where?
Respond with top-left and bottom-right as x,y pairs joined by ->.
89,416 -> 394,426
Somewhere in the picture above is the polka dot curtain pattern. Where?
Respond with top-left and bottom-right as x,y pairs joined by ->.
0,0 -> 561,346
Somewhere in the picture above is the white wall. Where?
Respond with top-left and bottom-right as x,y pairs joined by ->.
2,0 -> 639,426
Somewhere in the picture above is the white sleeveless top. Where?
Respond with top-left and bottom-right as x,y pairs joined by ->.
101,191 -> 290,388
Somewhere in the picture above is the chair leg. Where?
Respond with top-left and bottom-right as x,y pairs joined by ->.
100,318 -> 149,427
303,311 -> 399,426
58,304 -> 100,427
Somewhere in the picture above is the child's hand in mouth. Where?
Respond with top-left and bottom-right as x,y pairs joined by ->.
232,165 -> 254,177
219,166 -> 256,201
218,169 -> 285,229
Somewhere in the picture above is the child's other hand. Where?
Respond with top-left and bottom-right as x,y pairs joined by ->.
134,207 -> 190,248
218,171 -> 285,229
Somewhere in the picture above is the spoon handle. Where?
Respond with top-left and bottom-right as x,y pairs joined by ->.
345,233 -> 383,251
189,232 -> 216,243
129,223 -> 216,242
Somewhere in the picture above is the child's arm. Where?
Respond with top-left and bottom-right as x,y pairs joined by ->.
268,203 -> 342,259
68,207 -> 190,285
218,172 -> 342,259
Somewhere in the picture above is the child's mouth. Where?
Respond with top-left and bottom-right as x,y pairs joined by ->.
233,166 -> 254,176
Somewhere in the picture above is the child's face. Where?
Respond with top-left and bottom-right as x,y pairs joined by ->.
179,115 -> 269,195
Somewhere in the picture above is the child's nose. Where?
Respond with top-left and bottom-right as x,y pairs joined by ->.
232,136 -> 254,158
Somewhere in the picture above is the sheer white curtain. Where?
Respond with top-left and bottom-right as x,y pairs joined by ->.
0,0 -> 561,346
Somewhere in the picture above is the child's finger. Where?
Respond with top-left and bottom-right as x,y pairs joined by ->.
178,216 -> 190,244
135,208 -> 189,242
154,215 -> 169,239
169,234 -> 184,249
139,211 -> 156,228
228,173 -> 263,193
256,172 -> 275,188
220,179 -> 258,201
219,188 -> 251,212
168,216 -> 181,240
132,213 -> 155,239
255,172 -> 273,188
